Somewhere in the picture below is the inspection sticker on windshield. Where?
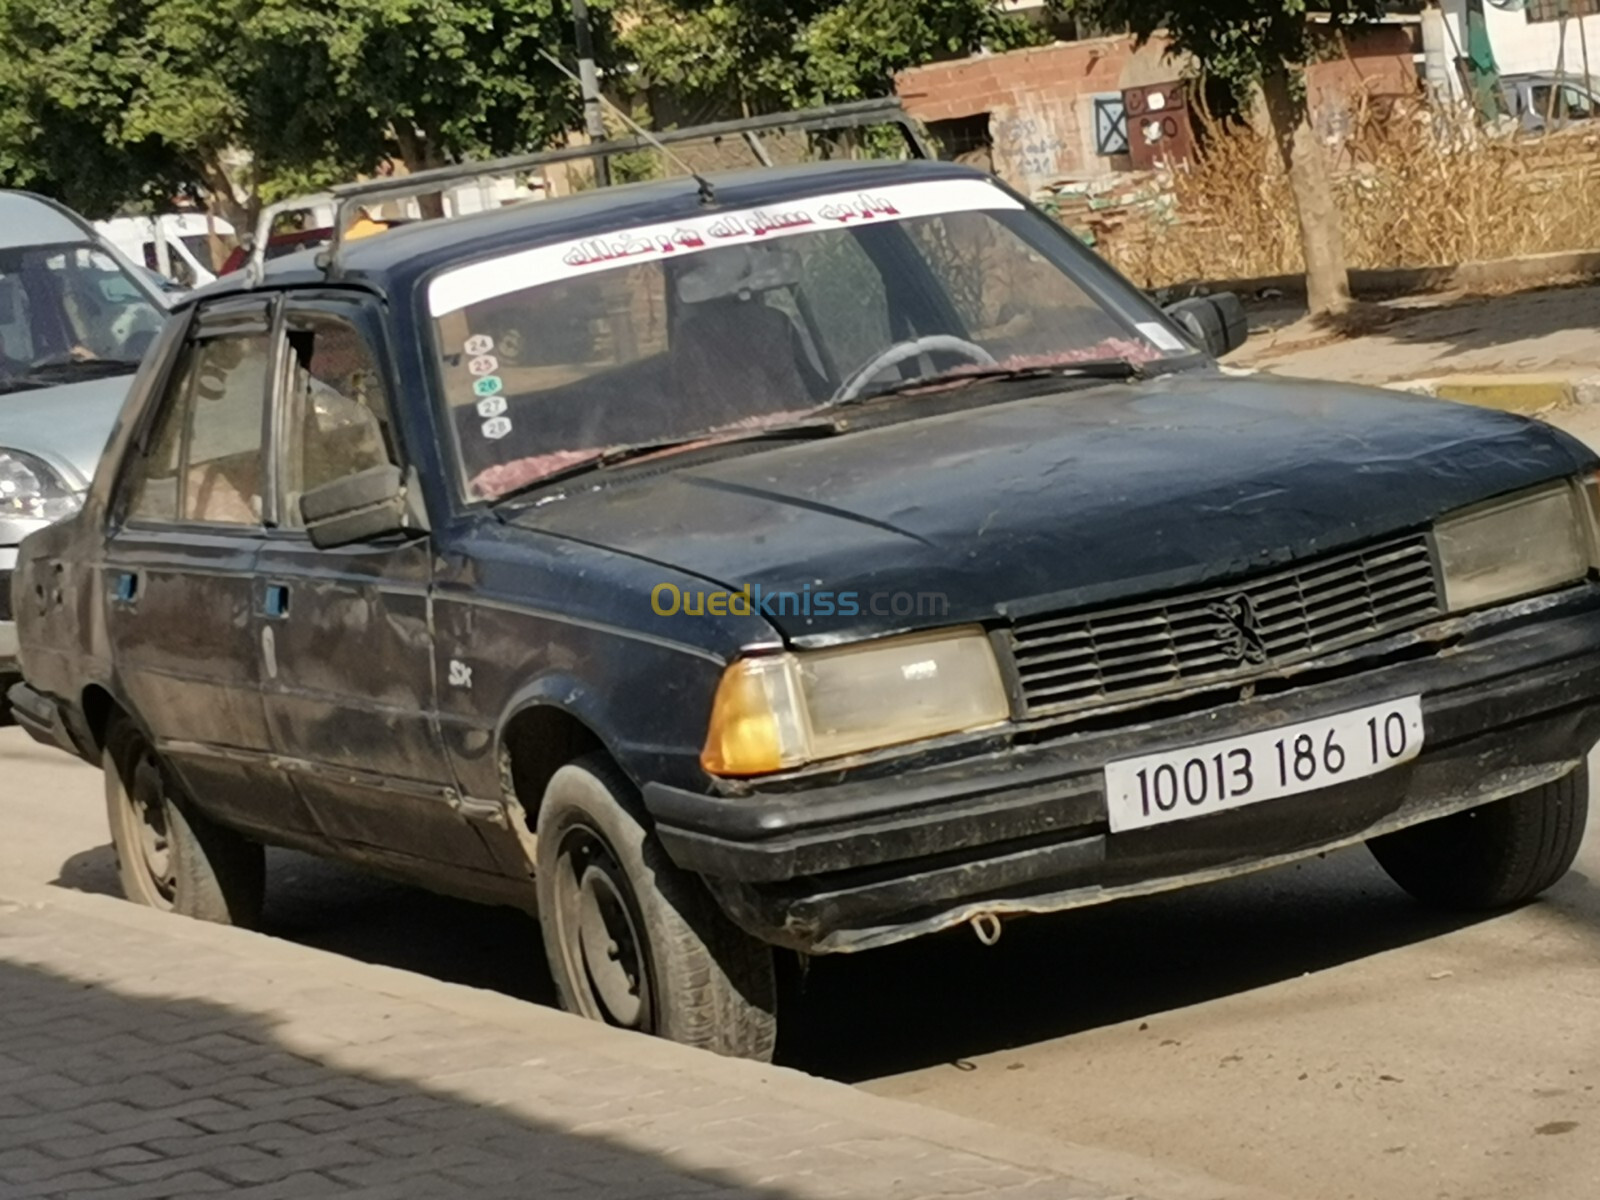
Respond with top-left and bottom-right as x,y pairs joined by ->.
1104,697 -> 1424,834
427,178 -> 1024,317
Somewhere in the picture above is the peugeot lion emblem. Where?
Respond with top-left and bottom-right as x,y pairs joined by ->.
1205,594 -> 1269,666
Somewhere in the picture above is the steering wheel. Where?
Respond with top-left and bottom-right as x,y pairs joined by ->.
831,335 -> 997,405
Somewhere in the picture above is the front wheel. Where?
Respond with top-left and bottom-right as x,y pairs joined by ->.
534,755 -> 777,1060
104,717 -> 265,927
1368,768 -> 1589,910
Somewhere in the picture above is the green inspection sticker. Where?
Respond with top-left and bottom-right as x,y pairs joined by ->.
474,376 -> 504,398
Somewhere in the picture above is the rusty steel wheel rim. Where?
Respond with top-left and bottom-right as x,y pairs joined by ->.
128,748 -> 177,904
553,824 -> 653,1032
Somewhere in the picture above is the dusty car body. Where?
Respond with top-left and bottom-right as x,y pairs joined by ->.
10,157 -> 1600,1061
0,191 -> 165,694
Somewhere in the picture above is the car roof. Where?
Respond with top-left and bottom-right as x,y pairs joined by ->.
1505,72 -> 1598,86
0,190 -> 96,251
187,158 -> 994,309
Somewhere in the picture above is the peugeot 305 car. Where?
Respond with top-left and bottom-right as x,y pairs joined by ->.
10,158 -> 1600,1062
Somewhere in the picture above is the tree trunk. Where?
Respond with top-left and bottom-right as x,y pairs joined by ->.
1259,67 -> 1352,319
393,126 -> 447,221
195,153 -> 256,252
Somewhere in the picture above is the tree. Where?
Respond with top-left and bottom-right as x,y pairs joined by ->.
0,0 -> 246,219
0,0 -> 600,227
248,0 -> 593,180
619,0 -> 1042,119
1057,0 -> 1386,318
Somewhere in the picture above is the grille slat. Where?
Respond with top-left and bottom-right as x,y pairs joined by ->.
1010,534 -> 1441,718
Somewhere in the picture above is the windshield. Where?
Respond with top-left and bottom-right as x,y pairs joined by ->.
428,178 -> 1195,501
0,243 -> 163,396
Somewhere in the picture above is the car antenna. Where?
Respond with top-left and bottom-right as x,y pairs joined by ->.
537,50 -> 718,206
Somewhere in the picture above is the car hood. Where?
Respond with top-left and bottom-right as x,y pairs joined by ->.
513,373 -> 1596,642
0,373 -> 135,488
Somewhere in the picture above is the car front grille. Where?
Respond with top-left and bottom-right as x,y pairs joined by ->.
1008,534 -> 1441,719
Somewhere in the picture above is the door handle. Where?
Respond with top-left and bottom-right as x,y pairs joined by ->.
262,582 -> 290,619
113,571 -> 140,604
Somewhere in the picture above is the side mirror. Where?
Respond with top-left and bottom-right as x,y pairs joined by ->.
1163,292 -> 1249,359
300,464 -> 428,550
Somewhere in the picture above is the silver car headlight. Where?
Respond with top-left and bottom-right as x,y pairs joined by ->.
0,448 -> 82,524
701,627 -> 1011,776
1434,481 -> 1593,613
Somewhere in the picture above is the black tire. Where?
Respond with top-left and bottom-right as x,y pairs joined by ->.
534,754 -> 777,1061
1369,769 -> 1589,910
104,717 -> 265,927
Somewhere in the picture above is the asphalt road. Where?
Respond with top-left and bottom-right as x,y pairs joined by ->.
3,726 -> 1598,1200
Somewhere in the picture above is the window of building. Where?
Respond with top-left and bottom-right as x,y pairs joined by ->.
1528,0 -> 1596,23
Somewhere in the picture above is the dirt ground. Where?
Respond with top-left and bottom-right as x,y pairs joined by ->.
1228,283 -> 1600,389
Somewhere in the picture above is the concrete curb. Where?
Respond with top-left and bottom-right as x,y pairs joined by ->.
1391,373 -> 1600,414
1158,248 -> 1600,304
0,879 -> 1286,1200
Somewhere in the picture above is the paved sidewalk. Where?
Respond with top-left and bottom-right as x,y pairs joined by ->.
0,882 -> 1274,1200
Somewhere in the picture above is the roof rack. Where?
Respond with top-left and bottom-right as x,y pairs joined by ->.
243,98 -> 933,284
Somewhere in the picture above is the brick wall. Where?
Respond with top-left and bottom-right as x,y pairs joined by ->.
896,26 -> 1422,194
897,35 -> 1154,191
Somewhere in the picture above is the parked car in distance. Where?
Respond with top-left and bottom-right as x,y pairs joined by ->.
97,213 -> 235,290
0,190 -> 166,704
11,157 -> 1600,1062
1501,72 -> 1600,133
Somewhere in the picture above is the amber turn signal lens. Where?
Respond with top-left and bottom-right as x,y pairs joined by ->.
700,657 -> 795,777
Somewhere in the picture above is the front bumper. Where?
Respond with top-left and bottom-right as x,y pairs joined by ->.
645,589 -> 1600,953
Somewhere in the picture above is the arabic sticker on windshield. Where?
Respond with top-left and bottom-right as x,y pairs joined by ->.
463,333 -> 495,356
477,396 -> 508,419
428,178 -> 1024,317
481,416 -> 513,440
468,355 -> 499,377
474,376 -> 504,398
1137,322 -> 1190,353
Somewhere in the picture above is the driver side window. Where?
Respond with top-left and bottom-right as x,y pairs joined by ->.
281,312 -> 398,528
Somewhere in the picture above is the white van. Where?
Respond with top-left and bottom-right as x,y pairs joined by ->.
95,213 -> 235,289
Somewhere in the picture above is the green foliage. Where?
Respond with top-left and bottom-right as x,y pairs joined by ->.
247,0 -> 592,172
0,0 -> 248,216
0,0 -> 595,218
0,0 -> 1042,223
620,0 -> 1044,114
1053,0 -> 1388,91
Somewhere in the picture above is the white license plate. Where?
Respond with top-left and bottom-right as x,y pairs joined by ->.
1104,697 -> 1425,834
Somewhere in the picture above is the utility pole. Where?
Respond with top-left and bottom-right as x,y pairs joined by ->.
572,0 -> 610,188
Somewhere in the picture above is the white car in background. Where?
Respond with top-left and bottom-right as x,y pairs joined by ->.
96,212 -> 235,290
0,191 -> 166,701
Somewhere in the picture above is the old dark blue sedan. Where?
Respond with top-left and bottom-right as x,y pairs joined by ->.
11,155 -> 1600,1061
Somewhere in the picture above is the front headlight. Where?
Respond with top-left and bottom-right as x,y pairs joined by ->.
701,627 -> 1011,776
0,448 -> 82,524
1435,481 -> 1592,613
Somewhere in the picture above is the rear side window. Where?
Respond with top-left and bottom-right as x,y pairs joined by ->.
123,331 -> 271,526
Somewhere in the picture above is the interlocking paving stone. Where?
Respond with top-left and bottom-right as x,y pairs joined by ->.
0,885 -> 1269,1200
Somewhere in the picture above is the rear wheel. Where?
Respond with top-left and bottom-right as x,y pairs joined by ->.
1368,769 -> 1588,910
534,754 -> 777,1060
104,717 -> 265,927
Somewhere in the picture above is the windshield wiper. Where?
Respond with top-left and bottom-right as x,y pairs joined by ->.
834,358 -> 1147,409
0,377 -> 53,396
490,419 -> 838,508
21,356 -> 143,382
